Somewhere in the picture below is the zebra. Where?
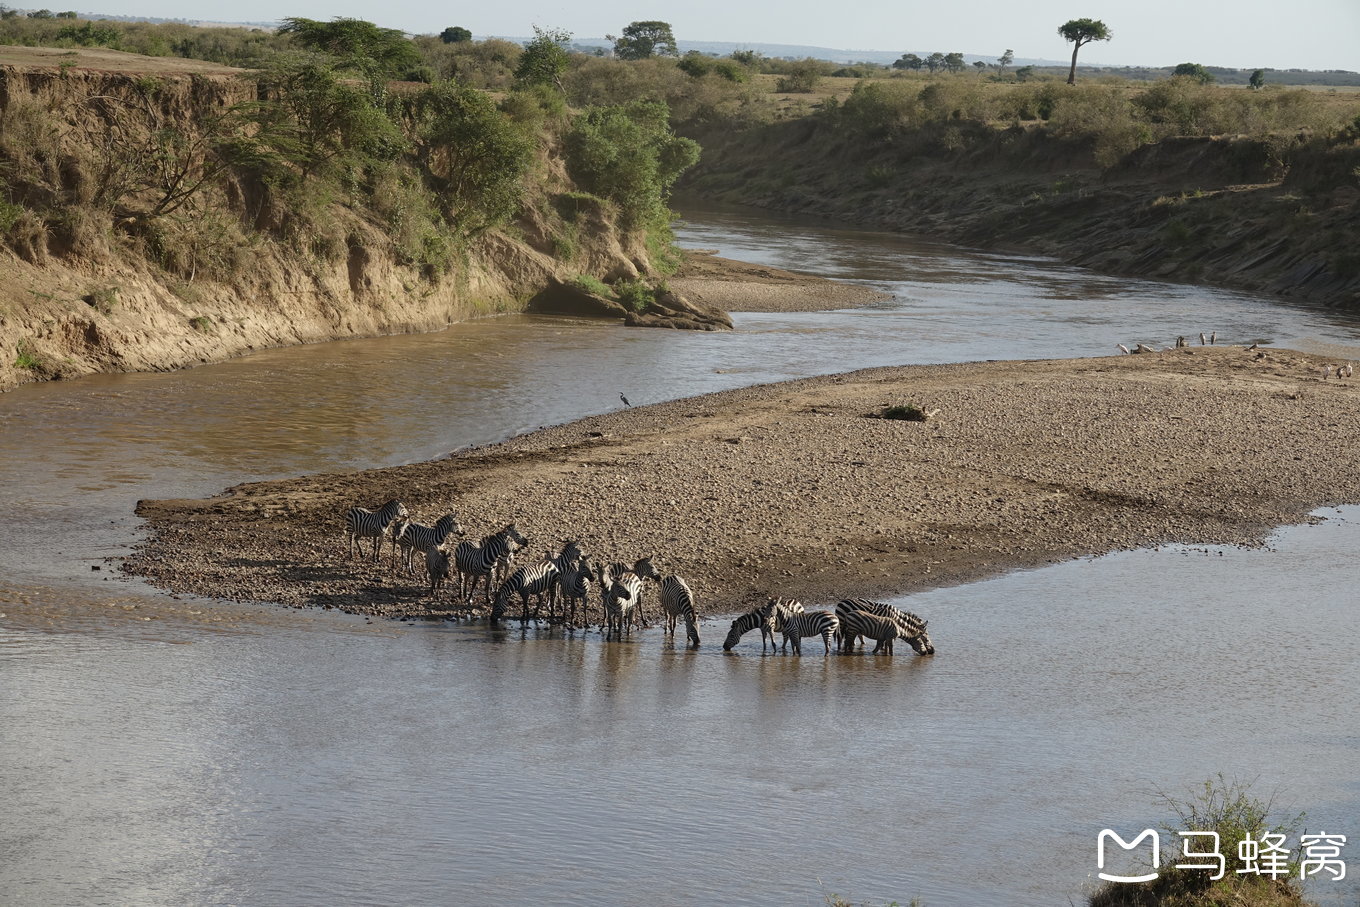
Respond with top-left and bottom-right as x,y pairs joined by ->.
491,558 -> 560,624
344,499 -> 408,561
391,512 -> 464,575
544,539 -> 586,616
427,545 -> 452,597
834,598 -> 934,655
836,609 -> 905,654
556,557 -> 594,628
764,597 -> 805,653
722,602 -> 779,652
770,600 -> 839,655
605,556 -> 659,629
656,574 -> 700,645
595,561 -> 642,639
455,523 -> 529,605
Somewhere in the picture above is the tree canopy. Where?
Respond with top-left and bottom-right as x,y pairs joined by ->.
278,17 -> 421,79
513,26 -> 572,91
1173,62 -> 1215,84
1057,18 -> 1112,84
612,20 -> 678,60
440,26 -> 472,44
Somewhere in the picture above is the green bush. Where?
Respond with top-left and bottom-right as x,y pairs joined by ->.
612,277 -> 655,312
570,274 -> 611,296
563,99 -> 699,226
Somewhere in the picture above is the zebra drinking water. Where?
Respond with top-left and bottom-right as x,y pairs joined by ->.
834,598 -> 934,655
836,609 -> 905,654
391,512 -> 465,575
656,573 -> 700,645
722,601 -> 780,652
344,499 -> 408,561
455,523 -> 529,605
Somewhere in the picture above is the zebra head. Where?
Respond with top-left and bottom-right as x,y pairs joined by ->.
631,555 -> 661,582
721,618 -> 744,651
902,616 -> 934,655
435,513 -> 465,538
502,523 -> 530,550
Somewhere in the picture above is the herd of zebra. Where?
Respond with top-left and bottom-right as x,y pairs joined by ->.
342,498 -> 935,655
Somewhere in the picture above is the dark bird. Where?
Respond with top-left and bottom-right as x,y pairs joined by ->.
620,393 -> 631,407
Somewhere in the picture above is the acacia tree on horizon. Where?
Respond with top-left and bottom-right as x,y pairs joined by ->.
1058,18 -> 1111,84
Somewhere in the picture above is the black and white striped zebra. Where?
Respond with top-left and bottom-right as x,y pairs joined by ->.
491,558 -> 560,624
657,574 -> 700,645
764,597 -> 804,653
544,539 -> 586,616
836,609 -> 904,654
344,499 -> 408,561
770,600 -> 839,655
595,561 -> 642,638
427,545 -> 451,597
556,557 -> 593,628
455,523 -> 529,605
603,556 -> 659,630
834,598 -> 934,655
722,602 -> 779,652
391,512 -> 465,574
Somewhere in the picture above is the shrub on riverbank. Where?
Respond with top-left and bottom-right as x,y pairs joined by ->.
1088,776 -> 1311,907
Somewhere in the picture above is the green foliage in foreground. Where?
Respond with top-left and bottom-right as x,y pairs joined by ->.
1089,775 -> 1310,907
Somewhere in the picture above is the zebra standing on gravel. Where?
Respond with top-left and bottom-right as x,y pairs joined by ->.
770,600 -> 839,655
656,573 -> 700,645
391,512 -> 465,575
834,598 -> 934,655
492,557 -> 560,624
427,545 -> 452,597
455,523 -> 529,605
344,499 -> 408,561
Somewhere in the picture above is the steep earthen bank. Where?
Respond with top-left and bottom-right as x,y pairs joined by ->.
680,120 -> 1360,309
0,60 -> 659,392
127,346 -> 1360,621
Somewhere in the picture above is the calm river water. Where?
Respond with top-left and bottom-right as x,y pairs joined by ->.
2,205 -> 1358,906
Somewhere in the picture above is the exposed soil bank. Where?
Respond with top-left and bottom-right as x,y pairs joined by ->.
680,123 -> 1360,310
126,345 -> 1360,621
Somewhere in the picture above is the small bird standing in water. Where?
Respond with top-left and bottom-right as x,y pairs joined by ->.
620,393 -> 631,407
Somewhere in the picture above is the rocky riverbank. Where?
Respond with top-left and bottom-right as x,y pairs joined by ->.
125,344 -> 1360,622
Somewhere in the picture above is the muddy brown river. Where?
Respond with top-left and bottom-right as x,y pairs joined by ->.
3,206 -> 1358,905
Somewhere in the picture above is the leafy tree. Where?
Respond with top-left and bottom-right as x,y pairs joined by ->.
439,26 -> 472,44
404,80 -> 533,232
973,60 -> 987,71
245,60 -> 406,183
775,58 -> 822,93
611,20 -> 677,60
944,52 -> 965,73
893,53 -> 922,72
1249,68 -> 1266,90
278,17 -> 422,82
27,8 -> 53,18
998,48 -> 1014,73
513,26 -> 571,91
729,49 -> 760,67
55,9 -> 76,17
925,52 -> 945,73
1015,65 -> 1035,82
1172,62 -> 1214,84
564,99 -> 698,226
1058,18 -> 1112,85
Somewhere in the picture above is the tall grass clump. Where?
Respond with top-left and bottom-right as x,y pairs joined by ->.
1089,775 -> 1310,907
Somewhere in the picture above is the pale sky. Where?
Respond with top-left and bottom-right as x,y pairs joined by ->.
125,0 -> 1359,72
